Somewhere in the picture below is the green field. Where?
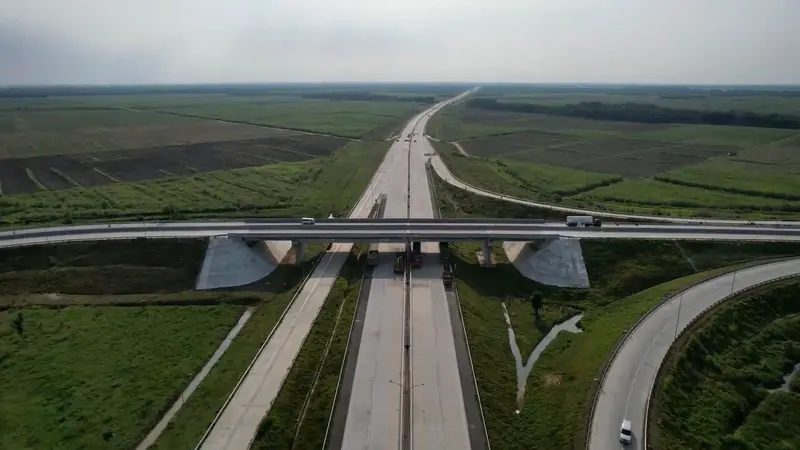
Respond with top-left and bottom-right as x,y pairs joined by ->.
473,88 -> 800,116
427,94 -> 800,219
150,261 -> 318,449
251,246 -> 365,450
0,305 -> 245,449
451,238 -> 800,450
650,280 -> 800,450
0,140 -> 387,226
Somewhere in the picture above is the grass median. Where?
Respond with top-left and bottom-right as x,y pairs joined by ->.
250,245 -> 366,450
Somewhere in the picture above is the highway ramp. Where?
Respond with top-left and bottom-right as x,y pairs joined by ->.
588,258 -> 800,450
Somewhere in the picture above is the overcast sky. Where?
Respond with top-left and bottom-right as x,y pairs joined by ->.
1,0 -> 799,86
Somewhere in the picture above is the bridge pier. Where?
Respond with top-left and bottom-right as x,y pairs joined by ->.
292,240 -> 307,265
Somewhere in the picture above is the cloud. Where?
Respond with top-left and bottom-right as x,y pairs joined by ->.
1,0 -> 798,85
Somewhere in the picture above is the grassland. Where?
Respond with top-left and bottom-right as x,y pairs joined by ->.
150,261 -> 319,449
0,235 -> 322,449
451,239 -> 800,450
251,245 -> 366,450
649,280 -> 800,450
0,140 -> 387,226
474,87 -> 800,116
0,304 -> 246,450
427,96 -> 800,219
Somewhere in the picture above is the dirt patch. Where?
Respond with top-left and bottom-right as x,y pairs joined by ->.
543,373 -> 563,387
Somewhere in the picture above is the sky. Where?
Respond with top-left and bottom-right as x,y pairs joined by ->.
1,0 -> 799,86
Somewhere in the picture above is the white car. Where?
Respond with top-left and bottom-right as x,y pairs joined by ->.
620,419 -> 632,445
301,217 -> 315,225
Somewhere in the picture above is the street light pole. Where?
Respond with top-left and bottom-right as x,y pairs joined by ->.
730,270 -> 738,296
674,292 -> 683,337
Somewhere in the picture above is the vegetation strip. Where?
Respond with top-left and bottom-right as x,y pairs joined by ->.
150,260 -> 319,449
249,246 -> 367,449
0,304 -> 245,450
648,278 -> 800,450
137,308 -> 254,449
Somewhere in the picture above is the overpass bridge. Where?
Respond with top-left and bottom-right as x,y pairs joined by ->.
2,219 -> 800,251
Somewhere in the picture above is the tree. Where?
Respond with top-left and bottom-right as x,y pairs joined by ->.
529,291 -> 544,318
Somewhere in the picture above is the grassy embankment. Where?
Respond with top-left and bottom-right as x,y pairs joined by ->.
0,140 -> 388,227
0,238 -> 321,449
431,177 -> 800,449
249,245 -> 367,450
427,97 -> 800,220
650,280 -> 800,450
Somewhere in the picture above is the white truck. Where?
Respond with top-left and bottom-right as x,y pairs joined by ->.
566,215 -> 602,227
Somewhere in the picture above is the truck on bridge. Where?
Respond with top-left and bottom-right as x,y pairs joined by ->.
566,215 -> 602,227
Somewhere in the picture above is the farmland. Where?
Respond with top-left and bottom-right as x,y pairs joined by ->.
649,280 -> 800,450
428,90 -> 800,219
0,84 -> 451,198
0,140 -> 387,226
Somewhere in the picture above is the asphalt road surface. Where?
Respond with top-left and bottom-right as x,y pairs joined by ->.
407,104 -> 472,450
589,258 -> 800,450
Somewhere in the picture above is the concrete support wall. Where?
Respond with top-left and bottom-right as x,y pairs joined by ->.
292,241 -> 307,265
195,237 -> 291,290
481,240 -> 494,267
503,238 -> 589,288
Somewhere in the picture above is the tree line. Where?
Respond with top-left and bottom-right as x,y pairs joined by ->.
466,98 -> 800,129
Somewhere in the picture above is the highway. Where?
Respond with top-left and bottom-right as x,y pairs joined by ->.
588,258 -> 800,450
195,95 -> 417,450
407,97 -> 472,450
4,222 -> 800,249
338,91 -> 476,450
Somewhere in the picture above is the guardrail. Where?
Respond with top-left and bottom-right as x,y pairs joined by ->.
583,256 -> 800,450
642,272 -> 800,450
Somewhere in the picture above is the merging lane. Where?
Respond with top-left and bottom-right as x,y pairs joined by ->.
588,258 -> 800,450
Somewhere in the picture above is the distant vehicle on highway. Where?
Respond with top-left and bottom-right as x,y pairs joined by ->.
566,215 -> 602,227
301,217 -> 315,225
620,419 -> 632,445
